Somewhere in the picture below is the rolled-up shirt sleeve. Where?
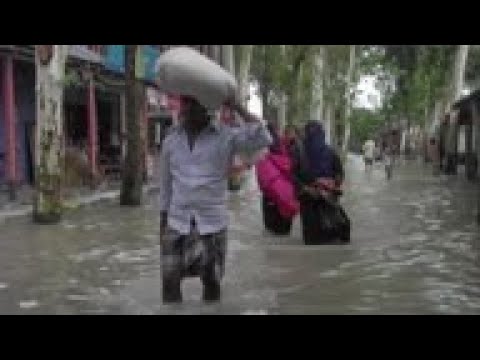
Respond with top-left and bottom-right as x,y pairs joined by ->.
232,122 -> 272,154
159,139 -> 172,212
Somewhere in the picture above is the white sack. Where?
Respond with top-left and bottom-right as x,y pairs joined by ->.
155,47 -> 238,110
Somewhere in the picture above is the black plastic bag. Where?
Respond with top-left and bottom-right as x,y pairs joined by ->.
300,195 -> 350,245
262,196 -> 293,235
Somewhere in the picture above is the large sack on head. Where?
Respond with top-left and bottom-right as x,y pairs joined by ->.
155,47 -> 238,109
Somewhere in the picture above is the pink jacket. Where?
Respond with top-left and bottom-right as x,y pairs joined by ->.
256,149 -> 300,219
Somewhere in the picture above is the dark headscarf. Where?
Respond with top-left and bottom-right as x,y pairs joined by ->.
303,121 -> 335,178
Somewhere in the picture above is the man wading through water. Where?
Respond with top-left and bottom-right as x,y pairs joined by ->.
159,96 -> 271,303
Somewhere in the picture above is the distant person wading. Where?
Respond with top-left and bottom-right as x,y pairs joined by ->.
363,139 -> 375,172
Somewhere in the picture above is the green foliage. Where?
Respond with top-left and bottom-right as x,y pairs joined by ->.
379,45 -> 456,126
466,45 -> 480,87
350,108 -> 385,145
63,69 -> 82,88
250,45 -> 317,124
249,44 -> 463,145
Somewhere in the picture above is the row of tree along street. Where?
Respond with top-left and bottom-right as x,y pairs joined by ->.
31,45 -> 480,224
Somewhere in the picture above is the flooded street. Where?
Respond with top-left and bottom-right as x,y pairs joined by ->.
0,154 -> 479,314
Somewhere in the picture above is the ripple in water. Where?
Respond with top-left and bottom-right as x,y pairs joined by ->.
19,300 -> 39,309
241,309 -> 269,315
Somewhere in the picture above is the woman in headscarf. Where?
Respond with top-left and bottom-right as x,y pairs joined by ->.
294,121 -> 350,244
256,121 -> 299,235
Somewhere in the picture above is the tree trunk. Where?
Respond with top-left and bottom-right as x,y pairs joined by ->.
324,102 -> 333,146
405,116 -> 412,158
431,100 -> 442,172
238,45 -> 253,107
212,45 -> 221,65
278,92 -> 287,131
33,45 -> 69,224
294,64 -> 303,125
324,67 -> 333,147
285,52 -> 306,127
452,45 -> 470,103
278,45 -> 287,132
342,45 -> 356,158
120,92 -> 127,162
446,45 -> 470,173
465,117 -> 474,180
311,46 -> 325,123
222,45 -> 235,75
261,86 -> 270,120
473,102 -> 480,223
430,99 -> 442,134
260,46 -> 272,122
423,104 -> 430,163
120,45 -> 143,206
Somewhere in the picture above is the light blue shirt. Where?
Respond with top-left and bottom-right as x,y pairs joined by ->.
159,121 -> 271,235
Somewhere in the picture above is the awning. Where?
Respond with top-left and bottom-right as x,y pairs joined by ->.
68,45 -> 104,65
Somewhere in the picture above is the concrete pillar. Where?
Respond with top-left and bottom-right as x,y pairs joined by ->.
110,94 -> 120,148
472,102 -> 480,224
86,73 -> 98,184
465,114 -> 475,181
142,90 -> 149,182
120,92 -> 126,162
2,54 -> 17,200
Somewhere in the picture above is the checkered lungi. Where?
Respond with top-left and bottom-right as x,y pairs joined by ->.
161,222 -> 227,283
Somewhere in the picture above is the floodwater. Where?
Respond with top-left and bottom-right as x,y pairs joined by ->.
0,155 -> 478,314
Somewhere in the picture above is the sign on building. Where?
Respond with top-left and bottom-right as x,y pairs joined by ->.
103,45 -> 160,83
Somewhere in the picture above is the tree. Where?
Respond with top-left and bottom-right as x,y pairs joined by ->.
283,45 -> 316,126
235,45 -> 253,107
451,45 -> 470,104
342,45 -> 356,158
120,45 -> 144,206
250,45 -> 286,121
222,45 -> 235,75
444,45 -> 470,170
371,46 -> 457,156
33,45 -> 70,224
350,108 -> 385,149
278,45 -> 287,131
310,46 -> 326,123
322,45 -> 358,150
465,45 -> 480,89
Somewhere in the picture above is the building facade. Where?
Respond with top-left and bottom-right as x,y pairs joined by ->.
0,45 -> 235,194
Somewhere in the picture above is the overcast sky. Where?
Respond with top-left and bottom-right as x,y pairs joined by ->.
248,75 -> 382,117
353,75 -> 382,110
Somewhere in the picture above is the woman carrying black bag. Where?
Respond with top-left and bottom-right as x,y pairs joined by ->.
260,122 -> 295,235
293,121 -> 350,245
